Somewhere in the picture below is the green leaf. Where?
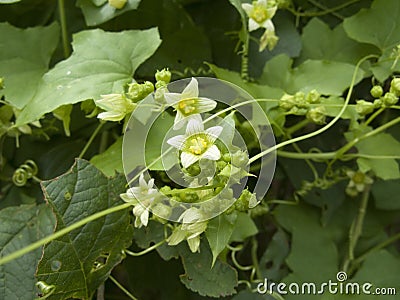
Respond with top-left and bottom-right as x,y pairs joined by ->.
205,212 -> 237,267
0,204 -> 55,300
77,0 -> 141,26
36,159 -> 133,299
275,204 -> 339,285
0,0 -> 21,3
299,18 -> 378,64
207,63 -> 284,99
179,242 -> 238,297
0,22 -> 59,109
354,133 -> 400,179
259,228 -> 289,281
343,0 -> 400,51
16,28 -> 161,126
372,179 -> 400,210
144,113 -> 176,171
320,97 -> 360,120
90,137 -> 123,176
260,54 -> 365,96
229,212 -> 258,242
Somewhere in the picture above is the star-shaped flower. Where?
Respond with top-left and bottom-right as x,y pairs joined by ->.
164,78 -> 217,129
242,0 -> 277,32
120,174 -> 158,228
95,93 -> 136,122
167,115 -> 222,168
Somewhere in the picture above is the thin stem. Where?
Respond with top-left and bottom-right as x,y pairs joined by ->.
109,275 -> 138,300
365,107 -> 384,126
58,0 -> 70,58
124,240 -> 166,257
248,55 -> 378,165
285,119 -> 309,135
251,237 -> 261,279
334,116 -> 400,160
78,122 -> 104,159
288,0 -> 360,18
343,185 -> 371,272
353,232 -> 400,266
0,202 -> 131,266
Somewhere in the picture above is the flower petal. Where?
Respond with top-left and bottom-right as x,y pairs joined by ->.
267,6 -> 277,18
205,125 -> 223,142
140,209 -> 149,227
138,173 -> 146,188
187,236 -> 200,253
262,19 -> 275,31
195,97 -> 217,113
173,111 -> 186,130
241,3 -> 253,16
167,135 -> 185,150
185,115 -> 204,136
181,78 -> 199,99
202,145 -> 221,161
181,152 -> 200,168
248,18 -> 260,31
164,92 -> 182,107
258,0 -> 267,6
97,111 -> 124,122
167,227 -> 186,245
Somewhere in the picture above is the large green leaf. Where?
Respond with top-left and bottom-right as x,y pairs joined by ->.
16,28 -> 161,126
354,133 -> 400,180
205,212 -> 237,267
229,212 -> 258,242
0,22 -> 59,109
90,137 -> 123,176
179,242 -> 238,297
77,0 -> 141,26
36,159 -> 133,299
343,0 -> 400,81
299,18 -> 378,64
0,205 -> 55,300
372,179 -> 400,210
260,54 -> 365,96
343,0 -> 400,51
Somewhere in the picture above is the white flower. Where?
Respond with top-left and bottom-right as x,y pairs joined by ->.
95,93 -> 136,122
242,0 -> 277,32
164,78 -> 217,129
167,208 -> 207,252
120,174 -> 158,228
167,115 -> 222,168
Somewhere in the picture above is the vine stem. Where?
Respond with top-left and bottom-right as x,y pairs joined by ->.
78,122 -> 104,159
124,240 -> 166,256
248,54 -> 378,165
58,0 -> 70,58
0,202 -> 131,266
109,275 -> 138,300
343,185 -> 371,272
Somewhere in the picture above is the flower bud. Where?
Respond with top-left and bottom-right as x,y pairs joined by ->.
279,94 -> 296,110
143,81 -> 154,94
306,89 -> 320,104
155,80 -> 167,90
382,92 -> 398,106
306,106 -> 326,124
155,68 -> 172,83
259,29 -> 279,52
370,85 -> 383,98
355,100 -> 374,116
108,0 -> 127,9
231,150 -> 248,168
390,78 -> 400,96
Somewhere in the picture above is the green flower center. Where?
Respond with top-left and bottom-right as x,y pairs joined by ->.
184,134 -> 211,156
178,98 -> 197,116
251,5 -> 269,23
352,171 -> 365,184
